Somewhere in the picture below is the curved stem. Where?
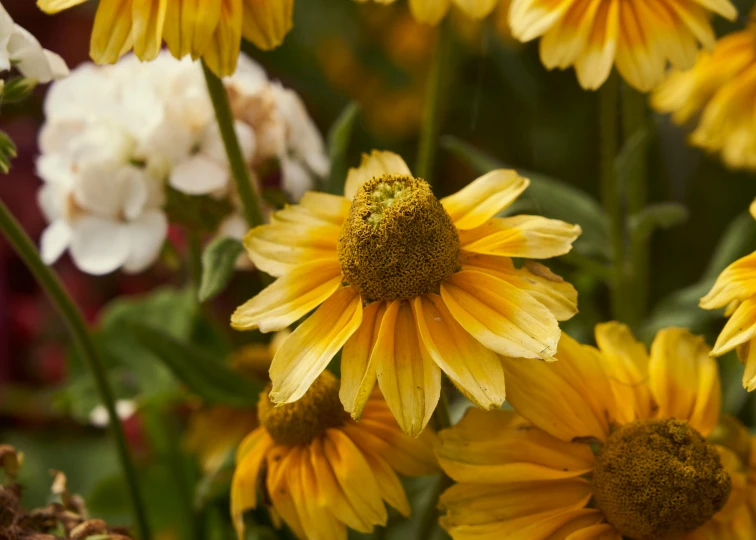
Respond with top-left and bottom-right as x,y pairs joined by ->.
415,19 -> 452,186
0,199 -> 152,540
202,61 -> 265,229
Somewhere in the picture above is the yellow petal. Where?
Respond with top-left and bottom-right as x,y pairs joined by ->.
340,301 -> 386,418
132,0 -> 168,61
269,286 -> 363,404
266,447 -> 305,538
574,0 -> 620,90
700,252 -> 756,310
463,254 -> 578,321
90,0 -> 135,64
37,0 -> 88,14
359,450 -> 411,516
202,0 -> 243,77
409,0 -> 451,25
459,215 -> 581,259
594,322 -> 653,423
648,328 -> 720,436
750,198 -> 756,220
564,522 -> 621,540
231,428 -> 273,540
230,260 -> 342,332
241,0 -> 293,50
737,340 -> 756,392
163,0 -> 221,60
712,297 -> 756,356
453,0 -> 499,19
373,300 -> 442,436
501,333 -> 616,442
344,150 -> 412,200
691,0 -> 737,21
440,170 -> 529,230
437,408 -> 594,484
539,0 -> 602,73
509,0 -> 575,42
440,270 -> 560,359
299,192 -> 352,225
324,429 -> 388,527
413,294 -> 507,409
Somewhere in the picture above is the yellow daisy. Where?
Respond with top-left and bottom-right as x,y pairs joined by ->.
355,0 -> 501,26
700,200 -> 756,392
36,0 -> 293,77
652,21 -> 756,170
509,0 -> 737,91
230,371 -> 438,540
436,322 -> 745,539
231,150 -> 581,436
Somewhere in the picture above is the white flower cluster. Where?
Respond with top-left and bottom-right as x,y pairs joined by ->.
38,52 -> 328,275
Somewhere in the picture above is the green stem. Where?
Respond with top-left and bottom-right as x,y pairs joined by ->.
0,199 -> 152,540
415,20 -> 452,186
418,391 -> 453,540
598,73 -> 629,323
202,61 -> 265,229
621,84 -> 649,328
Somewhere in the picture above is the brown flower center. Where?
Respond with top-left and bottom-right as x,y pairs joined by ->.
337,174 -> 460,302
258,371 -> 347,446
592,418 -> 731,540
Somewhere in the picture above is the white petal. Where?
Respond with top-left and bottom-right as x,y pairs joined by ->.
74,164 -> 147,219
202,120 -> 256,164
280,157 -> 314,201
169,154 -> 230,195
7,25 -> 67,82
123,210 -> 168,274
70,217 -> 131,275
40,220 -> 72,264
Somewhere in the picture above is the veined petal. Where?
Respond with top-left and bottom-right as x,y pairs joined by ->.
340,301 -> 386,418
230,260 -> 342,332
453,0 -> 499,18
132,0 -> 168,61
501,332 -> 616,442
440,170 -> 529,230
243,226 -> 339,277
231,428 -> 273,539
269,286 -> 363,404
37,0 -> 89,14
737,340 -> 756,392
202,0 -> 243,77
540,0 -> 601,72
509,0 -> 577,42
409,0 -> 451,25
373,300 -> 442,436
241,0 -> 294,50
562,521 -> 621,539
437,409 -> 595,484
266,447 -> 305,538
413,294 -> 507,410
594,322 -> 653,423
344,151 -> 412,200
459,215 -> 581,259
163,0 -> 222,60
712,297 -> 756,356
90,0 -> 135,64
299,192 -> 352,225
574,0 -> 620,90
648,328 -> 720,436
699,252 -> 756,310
359,449 -> 411,516
463,254 -> 578,321
440,270 -> 560,359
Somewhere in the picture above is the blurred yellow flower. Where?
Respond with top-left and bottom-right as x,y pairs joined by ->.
232,150 -> 580,436
509,0 -> 736,92
700,200 -> 756,391
230,371 -> 437,540
355,0 -> 500,25
437,323 -> 741,539
36,0 -> 293,77
653,23 -> 756,171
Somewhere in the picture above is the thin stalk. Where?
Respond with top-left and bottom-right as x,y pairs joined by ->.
0,199 -> 152,540
621,84 -> 649,327
202,61 -> 265,229
418,392 -> 453,539
598,72 -> 629,322
415,19 -> 452,186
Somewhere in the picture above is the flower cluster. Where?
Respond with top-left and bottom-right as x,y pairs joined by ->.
37,52 -> 328,275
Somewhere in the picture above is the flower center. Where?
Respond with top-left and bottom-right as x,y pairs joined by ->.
337,174 -> 460,302
592,418 -> 731,540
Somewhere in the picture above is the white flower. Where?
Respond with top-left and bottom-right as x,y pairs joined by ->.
0,3 -> 67,82
89,400 -> 136,428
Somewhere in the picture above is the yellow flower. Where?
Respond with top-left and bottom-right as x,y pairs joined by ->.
436,323 -> 745,539
509,0 -> 737,92
652,23 -> 756,171
700,200 -> 756,391
231,150 -> 581,436
230,371 -> 438,540
36,0 -> 293,77
355,0 -> 501,26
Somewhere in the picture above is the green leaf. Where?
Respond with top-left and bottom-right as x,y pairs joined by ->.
442,136 -> 610,259
327,101 -> 360,195
128,322 -> 261,407
199,237 -> 245,302
629,202 -> 688,241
